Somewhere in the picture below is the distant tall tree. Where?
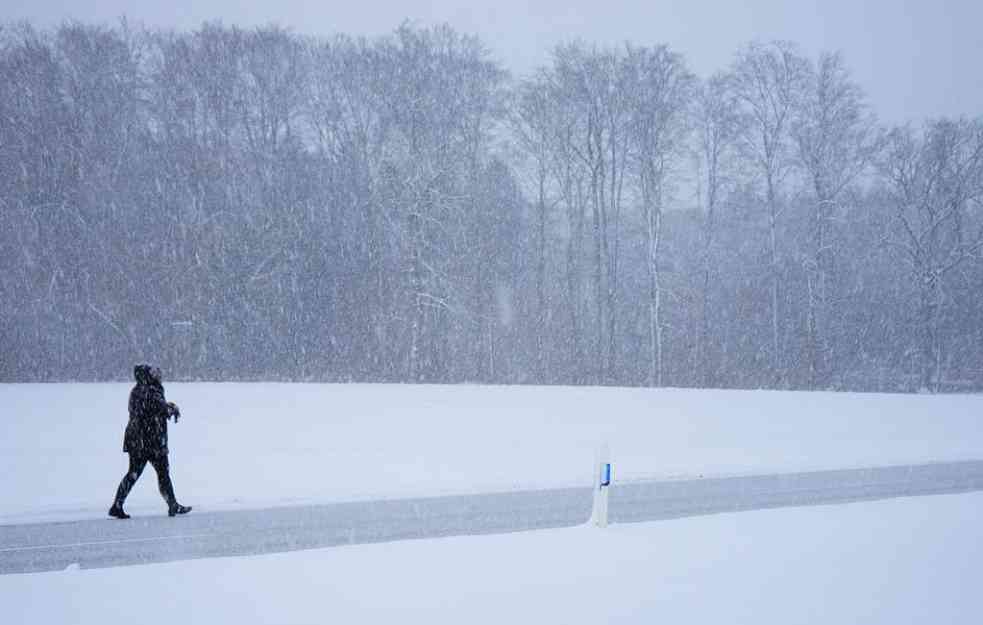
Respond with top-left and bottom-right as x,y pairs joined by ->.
513,78 -> 560,382
625,44 -> 695,386
306,34 -> 395,378
880,118 -> 983,391
692,72 -> 741,387
793,51 -> 881,389
0,24 -> 75,378
730,41 -> 809,385
376,24 -> 507,381
550,43 -> 641,382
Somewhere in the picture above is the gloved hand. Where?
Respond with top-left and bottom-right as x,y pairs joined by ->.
167,402 -> 181,423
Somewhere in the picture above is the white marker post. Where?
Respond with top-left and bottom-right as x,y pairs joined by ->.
590,443 -> 611,527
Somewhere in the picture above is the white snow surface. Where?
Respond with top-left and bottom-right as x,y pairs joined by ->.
3,492 -> 982,624
2,383 -> 983,523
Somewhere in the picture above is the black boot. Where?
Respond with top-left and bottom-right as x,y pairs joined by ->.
168,503 -> 192,517
108,504 -> 130,519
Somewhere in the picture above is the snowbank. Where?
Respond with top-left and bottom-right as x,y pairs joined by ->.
3,383 -> 982,523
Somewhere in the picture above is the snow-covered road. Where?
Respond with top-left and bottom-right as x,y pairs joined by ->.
4,459 -> 981,575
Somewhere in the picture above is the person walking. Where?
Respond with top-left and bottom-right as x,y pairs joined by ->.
109,364 -> 192,519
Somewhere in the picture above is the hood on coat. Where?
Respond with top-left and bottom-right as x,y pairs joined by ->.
133,364 -> 162,385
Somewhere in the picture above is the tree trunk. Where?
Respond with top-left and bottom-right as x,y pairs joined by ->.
766,173 -> 782,386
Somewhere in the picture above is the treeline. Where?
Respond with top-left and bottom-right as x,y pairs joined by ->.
1,20 -> 981,391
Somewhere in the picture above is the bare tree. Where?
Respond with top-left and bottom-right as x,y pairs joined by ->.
549,43 -> 645,382
626,44 -> 695,386
376,24 -> 507,381
793,51 -> 882,388
513,77 -> 563,381
692,72 -> 741,386
730,41 -> 809,385
880,118 -> 983,391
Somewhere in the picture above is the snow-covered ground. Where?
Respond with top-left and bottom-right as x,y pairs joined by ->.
4,383 -> 983,622
3,492 -> 981,624
3,383 -> 983,523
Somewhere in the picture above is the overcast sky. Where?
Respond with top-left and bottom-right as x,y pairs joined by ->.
6,0 -> 981,123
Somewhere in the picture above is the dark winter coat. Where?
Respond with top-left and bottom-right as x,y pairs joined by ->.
123,365 -> 175,457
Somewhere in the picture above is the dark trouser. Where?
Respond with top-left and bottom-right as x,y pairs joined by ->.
113,453 -> 177,507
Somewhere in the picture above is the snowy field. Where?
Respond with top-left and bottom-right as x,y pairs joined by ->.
3,383 -> 983,523
3,383 -> 983,623
3,492 -> 982,624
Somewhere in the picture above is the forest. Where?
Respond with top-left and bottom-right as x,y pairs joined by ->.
1,20 -> 981,391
